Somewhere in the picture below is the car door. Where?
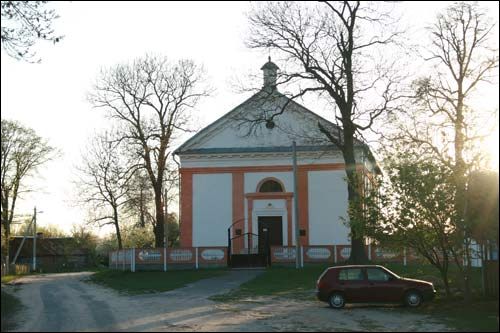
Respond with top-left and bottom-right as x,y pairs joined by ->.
365,267 -> 401,302
337,268 -> 368,302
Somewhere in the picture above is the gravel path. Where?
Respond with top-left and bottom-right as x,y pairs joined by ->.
6,271 -> 450,332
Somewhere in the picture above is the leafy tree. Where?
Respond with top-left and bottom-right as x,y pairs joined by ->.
1,1 -> 63,62
1,119 -> 56,273
365,148 -> 456,296
89,55 -> 210,247
247,1 -> 405,263
399,2 -> 498,299
466,171 -> 499,246
70,224 -> 99,267
13,222 -> 67,238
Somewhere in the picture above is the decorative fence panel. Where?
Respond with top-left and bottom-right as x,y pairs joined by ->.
109,249 -> 136,271
303,246 -> 334,263
370,247 -> 404,263
109,247 -> 228,271
336,245 -> 352,262
109,243 -> 490,271
198,247 -> 227,265
167,248 -> 196,264
135,248 -> 163,265
270,246 -> 296,263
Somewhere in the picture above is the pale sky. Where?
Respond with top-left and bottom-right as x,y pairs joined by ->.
1,1 -> 498,236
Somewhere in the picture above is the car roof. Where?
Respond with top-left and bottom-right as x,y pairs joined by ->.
329,265 -> 386,269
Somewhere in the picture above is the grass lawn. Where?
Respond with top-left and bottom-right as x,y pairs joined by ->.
210,264 -> 330,301
1,275 -> 24,284
413,298 -> 499,332
89,268 -> 228,295
1,289 -> 24,332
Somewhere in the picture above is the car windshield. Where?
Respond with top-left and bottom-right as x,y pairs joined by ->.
380,266 -> 400,279
317,268 -> 329,282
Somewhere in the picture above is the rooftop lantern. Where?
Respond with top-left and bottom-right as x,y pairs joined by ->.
261,56 -> 279,92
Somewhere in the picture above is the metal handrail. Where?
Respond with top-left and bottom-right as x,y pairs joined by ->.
227,218 -> 245,233
230,232 -> 258,241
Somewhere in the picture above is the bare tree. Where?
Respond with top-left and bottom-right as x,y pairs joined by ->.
1,119 -> 56,272
76,131 -> 133,250
247,1 -> 406,263
88,55 -> 210,247
399,2 -> 498,299
1,1 -> 63,62
125,169 -> 154,229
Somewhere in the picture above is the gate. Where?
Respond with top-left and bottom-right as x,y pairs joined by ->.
227,222 -> 270,268
484,260 -> 499,298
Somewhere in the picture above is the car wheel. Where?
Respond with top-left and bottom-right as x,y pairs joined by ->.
405,290 -> 422,307
328,292 -> 345,309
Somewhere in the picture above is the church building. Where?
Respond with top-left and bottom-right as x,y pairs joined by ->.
174,58 -> 379,254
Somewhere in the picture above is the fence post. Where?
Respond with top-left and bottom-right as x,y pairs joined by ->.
481,244 -> 485,296
196,248 -> 199,270
164,247 -> 167,272
403,247 -> 407,266
334,245 -> 337,264
228,228 -> 231,267
131,248 -> 135,272
368,243 -> 372,261
301,246 -> 304,268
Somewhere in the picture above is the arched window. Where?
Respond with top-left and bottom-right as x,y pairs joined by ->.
258,179 -> 284,193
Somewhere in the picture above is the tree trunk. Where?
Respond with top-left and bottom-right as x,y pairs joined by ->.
343,128 -> 370,264
463,239 -> 472,302
113,206 -> 123,250
139,187 -> 145,228
455,90 -> 472,302
3,223 -> 10,274
440,268 -> 451,298
153,186 -> 165,248
2,196 -> 10,274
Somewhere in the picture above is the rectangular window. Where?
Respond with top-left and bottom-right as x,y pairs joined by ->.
367,268 -> 390,281
338,268 -> 364,281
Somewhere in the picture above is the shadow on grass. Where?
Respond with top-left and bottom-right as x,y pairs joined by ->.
1,289 -> 25,332
394,296 -> 499,332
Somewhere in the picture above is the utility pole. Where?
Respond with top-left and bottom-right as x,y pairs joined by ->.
32,206 -> 37,272
164,188 -> 168,248
164,188 -> 169,272
11,216 -> 34,265
292,141 -> 301,269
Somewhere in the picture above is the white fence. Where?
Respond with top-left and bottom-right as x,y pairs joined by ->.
109,247 -> 227,272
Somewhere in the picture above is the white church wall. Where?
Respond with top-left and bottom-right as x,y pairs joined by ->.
192,173 -> 232,247
308,170 -> 350,245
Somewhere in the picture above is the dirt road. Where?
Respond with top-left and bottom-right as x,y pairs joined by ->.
6,271 -> 450,332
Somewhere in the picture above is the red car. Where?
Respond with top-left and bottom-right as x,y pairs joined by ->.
316,265 -> 436,309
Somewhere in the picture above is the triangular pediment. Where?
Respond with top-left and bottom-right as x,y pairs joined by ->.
175,90 -> 341,154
